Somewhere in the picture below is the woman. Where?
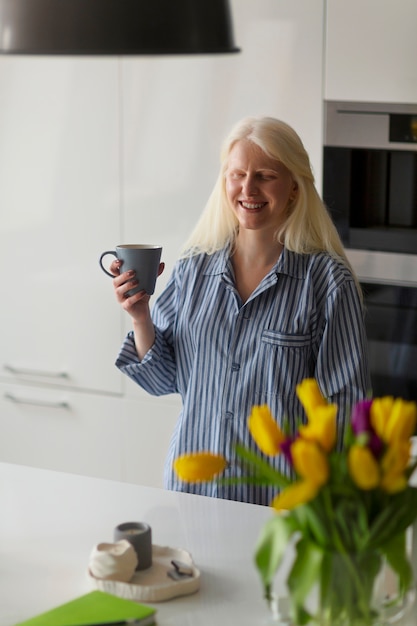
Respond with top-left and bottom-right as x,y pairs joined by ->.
111,116 -> 370,505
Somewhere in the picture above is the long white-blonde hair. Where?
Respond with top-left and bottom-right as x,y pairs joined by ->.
180,116 -> 353,272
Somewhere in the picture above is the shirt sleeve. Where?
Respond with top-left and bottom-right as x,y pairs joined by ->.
315,278 -> 371,444
115,265 -> 181,396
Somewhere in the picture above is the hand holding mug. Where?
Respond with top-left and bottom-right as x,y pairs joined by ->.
112,262 -> 165,322
99,244 -> 163,296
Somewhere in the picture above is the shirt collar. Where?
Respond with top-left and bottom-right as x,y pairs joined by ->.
274,247 -> 308,279
202,246 -> 232,276
202,246 -> 308,280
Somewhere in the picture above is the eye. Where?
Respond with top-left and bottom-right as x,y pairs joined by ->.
257,173 -> 276,181
228,170 -> 245,180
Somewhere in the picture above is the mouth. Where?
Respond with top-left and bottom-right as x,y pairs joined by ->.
239,201 -> 267,210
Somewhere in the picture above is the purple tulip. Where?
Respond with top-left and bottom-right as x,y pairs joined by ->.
368,432 -> 384,458
280,437 -> 294,466
351,399 -> 373,434
351,399 -> 384,458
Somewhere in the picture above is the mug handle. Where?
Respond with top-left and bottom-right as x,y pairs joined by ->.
99,250 -> 118,277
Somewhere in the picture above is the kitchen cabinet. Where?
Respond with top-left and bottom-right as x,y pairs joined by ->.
0,381 -> 179,487
120,394 -> 180,488
0,58 -> 126,480
0,382 -> 123,480
0,57 -> 123,396
325,0 -> 417,103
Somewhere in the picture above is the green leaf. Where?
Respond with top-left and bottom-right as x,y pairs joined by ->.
334,504 -> 355,549
395,488 -> 417,531
382,532 -> 414,595
254,514 -> 295,596
234,443 -> 292,488
367,488 -> 417,549
287,537 -> 324,619
333,498 -> 370,552
297,504 -> 329,547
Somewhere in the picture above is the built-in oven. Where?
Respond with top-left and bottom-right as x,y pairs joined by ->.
323,101 -> 417,402
345,250 -> 417,402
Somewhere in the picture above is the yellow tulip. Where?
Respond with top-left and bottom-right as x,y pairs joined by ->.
381,440 -> 410,475
248,405 -> 286,456
298,404 -> 338,452
173,452 -> 227,482
291,439 -> 329,486
370,397 -> 417,443
370,397 -> 394,441
379,441 -> 410,494
271,480 -> 320,511
296,378 -> 328,420
385,399 -> 417,442
348,445 -> 380,490
380,472 -> 408,494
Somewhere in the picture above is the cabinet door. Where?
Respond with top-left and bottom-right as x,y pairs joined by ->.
0,383 -> 123,480
325,0 -> 417,103
0,57 -> 123,395
121,395 -> 180,488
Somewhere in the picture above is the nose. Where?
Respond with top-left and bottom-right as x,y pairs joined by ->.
242,174 -> 258,196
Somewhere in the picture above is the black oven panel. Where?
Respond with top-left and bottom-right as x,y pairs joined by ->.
323,101 -> 417,255
362,281 -> 417,402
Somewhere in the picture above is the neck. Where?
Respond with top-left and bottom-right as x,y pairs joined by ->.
234,230 -> 283,267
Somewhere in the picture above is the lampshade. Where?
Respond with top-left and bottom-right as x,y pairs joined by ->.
0,0 -> 240,55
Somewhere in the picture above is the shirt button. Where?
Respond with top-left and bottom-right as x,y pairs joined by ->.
231,362 -> 240,371
225,412 -> 234,419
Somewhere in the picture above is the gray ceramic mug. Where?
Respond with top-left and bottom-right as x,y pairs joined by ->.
99,244 -> 162,296
114,522 -> 152,571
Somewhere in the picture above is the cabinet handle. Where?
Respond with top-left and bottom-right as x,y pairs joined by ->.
4,392 -> 70,410
4,364 -> 69,380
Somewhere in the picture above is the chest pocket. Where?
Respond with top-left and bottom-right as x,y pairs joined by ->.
257,330 -> 313,401
261,329 -> 311,348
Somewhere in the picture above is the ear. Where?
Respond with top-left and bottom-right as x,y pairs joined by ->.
289,181 -> 298,201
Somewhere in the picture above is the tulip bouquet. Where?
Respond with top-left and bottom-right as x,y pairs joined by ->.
174,379 -> 417,625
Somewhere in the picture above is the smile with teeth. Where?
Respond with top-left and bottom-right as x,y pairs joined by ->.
240,201 -> 266,209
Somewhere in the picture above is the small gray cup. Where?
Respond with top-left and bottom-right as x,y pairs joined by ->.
114,521 -> 152,571
99,244 -> 162,295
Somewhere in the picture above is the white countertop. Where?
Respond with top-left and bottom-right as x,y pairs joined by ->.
0,462 -> 274,626
1,462 -> 416,626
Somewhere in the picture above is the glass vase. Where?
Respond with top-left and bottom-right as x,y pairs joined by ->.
314,550 -> 415,626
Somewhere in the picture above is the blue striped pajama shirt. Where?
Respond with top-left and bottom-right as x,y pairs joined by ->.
116,246 -> 370,506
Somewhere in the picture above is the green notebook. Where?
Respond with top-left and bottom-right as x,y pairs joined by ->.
14,590 -> 156,626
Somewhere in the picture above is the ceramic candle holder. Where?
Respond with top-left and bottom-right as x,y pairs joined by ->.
114,521 -> 152,571
89,539 -> 138,582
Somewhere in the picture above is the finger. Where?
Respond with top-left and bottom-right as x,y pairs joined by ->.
124,289 -> 149,306
116,278 -> 139,301
157,262 -> 165,277
113,269 -> 135,288
109,259 -> 123,276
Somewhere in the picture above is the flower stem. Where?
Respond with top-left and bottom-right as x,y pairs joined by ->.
321,488 -> 375,624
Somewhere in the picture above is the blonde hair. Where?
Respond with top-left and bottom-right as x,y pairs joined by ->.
180,116 -> 355,275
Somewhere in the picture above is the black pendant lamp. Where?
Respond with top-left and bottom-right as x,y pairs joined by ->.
0,0 -> 240,55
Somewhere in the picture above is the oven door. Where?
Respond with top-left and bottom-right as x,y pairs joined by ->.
347,250 -> 417,402
362,281 -> 417,401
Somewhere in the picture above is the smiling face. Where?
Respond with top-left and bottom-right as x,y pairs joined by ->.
225,139 -> 297,236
